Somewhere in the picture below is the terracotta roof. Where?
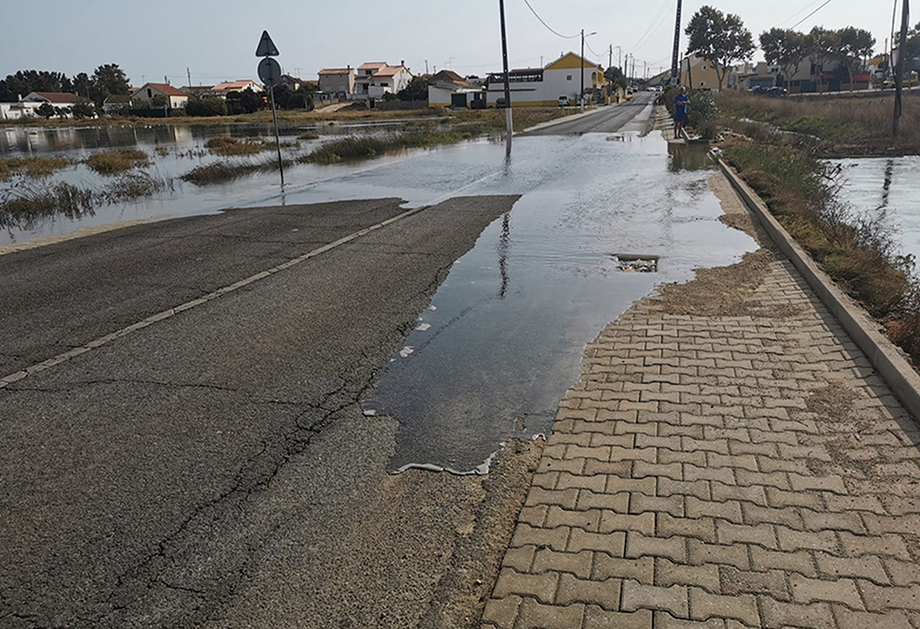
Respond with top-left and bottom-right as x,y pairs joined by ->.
31,92 -> 82,104
212,80 -> 260,92
318,68 -> 353,75
373,66 -> 405,78
358,62 -> 387,71
143,83 -> 188,96
104,94 -> 132,104
432,70 -> 465,83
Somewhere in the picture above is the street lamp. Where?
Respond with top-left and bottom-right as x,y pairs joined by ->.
581,30 -> 597,112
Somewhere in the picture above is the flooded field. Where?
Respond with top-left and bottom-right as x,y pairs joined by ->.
0,122 -> 443,246
834,155 -> 920,261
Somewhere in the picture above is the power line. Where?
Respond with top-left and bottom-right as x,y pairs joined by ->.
789,0 -> 834,30
632,0 -> 673,50
521,0 -> 579,39
778,0 -> 827,27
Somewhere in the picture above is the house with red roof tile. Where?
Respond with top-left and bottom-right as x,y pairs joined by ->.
130,83 -> 189,109
353,62 -> 413,101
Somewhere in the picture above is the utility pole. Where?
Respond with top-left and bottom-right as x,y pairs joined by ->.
609,45 -> 613,69
499,0 -> 513,157
187,67 -> 192,89
671,0 -> 683,84
893,0 -> 910,136
581,30 -> 586,111
425,59 -> 429,74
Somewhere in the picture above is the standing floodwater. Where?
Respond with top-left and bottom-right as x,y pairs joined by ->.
361,133 -> 756,473
833,156 -> 920,261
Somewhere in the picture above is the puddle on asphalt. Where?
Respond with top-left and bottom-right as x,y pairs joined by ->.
359,132 -> 757,474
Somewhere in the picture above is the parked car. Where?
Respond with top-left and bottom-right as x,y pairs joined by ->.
558,95 -> 570,107
495,97 -> 507,108
766,86 -> 788,97
748,85 -> 768,94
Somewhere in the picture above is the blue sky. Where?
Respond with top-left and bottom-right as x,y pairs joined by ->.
0,0 -> 897,85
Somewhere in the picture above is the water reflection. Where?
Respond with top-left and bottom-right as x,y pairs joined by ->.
362,133 -> 757,474
834,155 -> 920,261
668,142 -> 713,172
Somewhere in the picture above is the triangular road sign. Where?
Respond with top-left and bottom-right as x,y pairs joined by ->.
255,30 -> 280,57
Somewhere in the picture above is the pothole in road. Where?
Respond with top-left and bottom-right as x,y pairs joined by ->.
611,253 -> 659,273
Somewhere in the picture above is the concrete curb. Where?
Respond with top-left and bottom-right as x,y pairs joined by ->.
718,158 -> 920,420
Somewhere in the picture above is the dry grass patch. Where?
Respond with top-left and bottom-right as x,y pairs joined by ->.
85,149 -> 149,175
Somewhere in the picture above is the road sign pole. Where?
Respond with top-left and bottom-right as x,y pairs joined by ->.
269,84 -> 284,186
499,0 -> 513,158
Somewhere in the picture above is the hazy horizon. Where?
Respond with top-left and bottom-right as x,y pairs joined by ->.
0,0 -> 901,86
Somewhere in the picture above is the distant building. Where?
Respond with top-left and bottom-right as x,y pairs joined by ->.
130,83 -> 189,109
318,68 -> 355,97
353,62 -> 413,100
484,52 -> 603,107
102,93 -> 132,114
210,80 -> 263,98
181,85 -> 216,97
21,92 -> 87,118
680,54 -> 732,90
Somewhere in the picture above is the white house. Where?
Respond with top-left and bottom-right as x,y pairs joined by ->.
485,53 -> 603,106
19,92 -> 85,118
210,80 -> 263,99
367,65 -> 412,99
130,83 -> 189,109
353,62 -> 412,100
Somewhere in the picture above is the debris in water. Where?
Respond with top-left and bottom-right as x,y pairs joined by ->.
611,253 -> 659,273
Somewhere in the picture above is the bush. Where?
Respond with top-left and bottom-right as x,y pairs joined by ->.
186,97 -> 228,117
85,149 -> 149,175
204,136 -> 265,155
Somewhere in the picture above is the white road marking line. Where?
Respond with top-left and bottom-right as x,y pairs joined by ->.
0,205 -> 429,390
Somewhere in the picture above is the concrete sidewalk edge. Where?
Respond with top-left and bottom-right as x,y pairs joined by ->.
718,157 -> 920,421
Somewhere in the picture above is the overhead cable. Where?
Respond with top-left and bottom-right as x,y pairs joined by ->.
521,0 -> 579,39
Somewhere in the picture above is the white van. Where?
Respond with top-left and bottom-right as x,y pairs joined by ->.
558,95 -> 570,107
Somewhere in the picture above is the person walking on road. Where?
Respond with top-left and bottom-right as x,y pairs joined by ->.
674,86 -> 690,139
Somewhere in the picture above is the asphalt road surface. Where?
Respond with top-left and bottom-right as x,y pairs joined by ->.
0,98 -> 655,628
523,91 -> 657,135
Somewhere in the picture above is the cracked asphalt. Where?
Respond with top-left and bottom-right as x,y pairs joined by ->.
0,195 -> 542,628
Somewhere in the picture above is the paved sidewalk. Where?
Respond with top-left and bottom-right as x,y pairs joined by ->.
483,174 -> 920,629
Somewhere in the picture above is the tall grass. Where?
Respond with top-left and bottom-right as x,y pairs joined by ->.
300,131 -> 474,164
0,182 -> 94,229
0,156 -> 70,180
205,136 -> 266,156
717,91 -> 920,153
85,149 -> 149,175
180,157 -> 289,185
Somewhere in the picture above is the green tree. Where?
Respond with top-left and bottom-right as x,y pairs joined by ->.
36,102 -> 55,119
806,27 -> 839,89
836,27 -> 875,85
71,101 -> 96,119
760,28 -> 808,89
685,6 -> 755,91
604,66 -> 629,92
226,88 -> 263,114
72,72 -> 93,100
186,96 -> 228,117
150,94 -> 168,108
397,75 -> 430,101
0,70 -> 73,101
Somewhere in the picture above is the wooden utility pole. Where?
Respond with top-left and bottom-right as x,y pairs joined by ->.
671,0 -> 683,84
499,0 -> 513,157
893,0 -> 910,136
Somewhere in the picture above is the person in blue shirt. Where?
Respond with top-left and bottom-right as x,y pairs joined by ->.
674,86 -> 690,139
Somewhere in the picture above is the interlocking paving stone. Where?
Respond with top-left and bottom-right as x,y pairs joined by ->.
484,174 -> 920,628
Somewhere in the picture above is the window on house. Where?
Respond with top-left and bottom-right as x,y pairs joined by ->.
147,88 -> 152,98
702,65 -> 707,71
700,81 -> 705,87
567,75 -> 572,80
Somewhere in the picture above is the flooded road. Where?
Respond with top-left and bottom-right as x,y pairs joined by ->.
346,134 -> 757,473
834,156 -> 920,261
3,113 -> 757,475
